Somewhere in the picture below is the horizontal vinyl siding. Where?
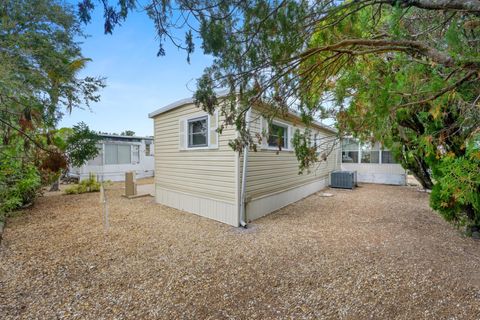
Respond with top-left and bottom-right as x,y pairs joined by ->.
244,108 -> 339,199
154,103 -> 237,204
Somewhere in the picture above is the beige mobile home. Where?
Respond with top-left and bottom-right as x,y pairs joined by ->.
149,96 -> 339,227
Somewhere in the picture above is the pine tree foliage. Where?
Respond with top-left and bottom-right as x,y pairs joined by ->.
85,0 -> 480,229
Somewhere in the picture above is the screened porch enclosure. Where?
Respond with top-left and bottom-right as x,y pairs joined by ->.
341,138 -> 396,165
341,138 -> 406,185
69,134 -> 155,182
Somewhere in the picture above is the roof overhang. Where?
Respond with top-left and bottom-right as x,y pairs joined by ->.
148,97 -> 197,118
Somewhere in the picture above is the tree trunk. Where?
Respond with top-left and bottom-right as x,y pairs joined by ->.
410,156 -> 434,189
464,204 -> 478,226
49,177 -> 60,192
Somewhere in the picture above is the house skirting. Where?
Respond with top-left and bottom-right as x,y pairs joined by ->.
155,177 -> 330,227
78,170 -> 154,182
341,163 -> 406,186
155,186 -> 239,226
245,176 -> 329,222
356,172 -> 406,185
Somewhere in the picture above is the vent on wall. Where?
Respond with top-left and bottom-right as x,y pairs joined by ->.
330,171 -> 357,189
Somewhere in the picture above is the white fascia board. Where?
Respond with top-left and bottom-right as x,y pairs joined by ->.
148,90 -> 230,119
148,91 -> 337,134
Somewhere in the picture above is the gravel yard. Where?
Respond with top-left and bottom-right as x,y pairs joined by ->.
1,184 -> 479,319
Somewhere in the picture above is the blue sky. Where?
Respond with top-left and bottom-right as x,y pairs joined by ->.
59,6 -> 212,136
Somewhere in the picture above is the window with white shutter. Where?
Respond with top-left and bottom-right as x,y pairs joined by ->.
209,111 -> 218,148
179,119 -> 186,150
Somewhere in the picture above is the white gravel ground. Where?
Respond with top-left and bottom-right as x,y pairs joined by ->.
0,183 -> 479,319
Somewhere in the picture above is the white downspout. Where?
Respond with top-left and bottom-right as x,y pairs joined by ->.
239,107 -> 252,228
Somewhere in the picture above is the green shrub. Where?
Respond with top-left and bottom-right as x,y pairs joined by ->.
64,173 -> 101,195
0,147 -> 42,222
430,136 -> 480,229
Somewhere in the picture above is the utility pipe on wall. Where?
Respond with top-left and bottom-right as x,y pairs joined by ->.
239,107 -> 252,228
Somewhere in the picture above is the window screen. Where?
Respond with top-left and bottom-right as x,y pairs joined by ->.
342,138 -> 359,163
188,116 -> 208,147
132,145 -> 140,164
381,150 -> 396,163
105,144 -> 131,165
360,142 -> 380,163
268,123 -> 288,149
117,145 -> 131,164
105,144 -> 118,165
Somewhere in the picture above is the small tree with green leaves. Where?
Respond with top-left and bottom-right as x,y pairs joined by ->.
64,122 -> 100,168
49,122 -> 100,191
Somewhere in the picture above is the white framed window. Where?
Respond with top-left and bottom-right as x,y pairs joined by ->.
179,112 -> 218,151
259,117 -> 295,151
187,116 -> 208,148
268,122 -> 289,149
341,138 -> 396,164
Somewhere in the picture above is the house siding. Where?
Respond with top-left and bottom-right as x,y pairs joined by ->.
151,101 -> 339,226
244,108 -> 339,200
153,102 -> 239,225
240,108 -> 339,221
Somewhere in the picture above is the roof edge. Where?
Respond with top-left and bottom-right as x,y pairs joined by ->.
148,97 -> 195,118
98,133 -> 153,140
148,93 -> 337,134
148,90 -> 230,118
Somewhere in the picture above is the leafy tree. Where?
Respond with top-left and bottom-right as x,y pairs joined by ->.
430,134 -> 480,229
47,122 -> 100,191
63,122 -> 100,168
83,1 -> 480,229
120,130 -> 135,136
303,5 -> 480,228
0,0 -> 104,213
80,0 -> 479,142
1,0 -> 104,132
